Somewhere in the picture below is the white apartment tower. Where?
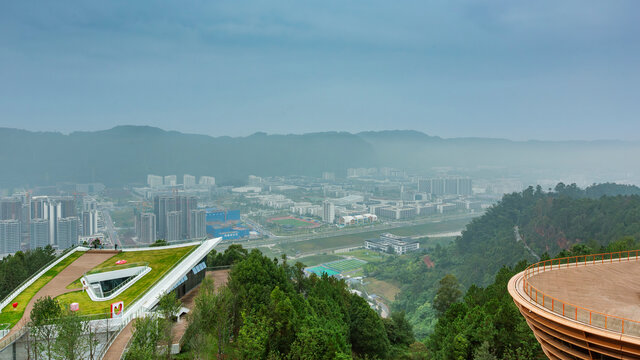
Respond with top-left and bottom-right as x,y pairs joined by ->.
323,201 -> 335,224
183,174 -> 196,188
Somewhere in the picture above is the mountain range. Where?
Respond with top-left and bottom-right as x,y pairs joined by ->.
1,126 -> 639,187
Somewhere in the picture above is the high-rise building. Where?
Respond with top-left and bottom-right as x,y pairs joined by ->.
444,178 -> 458,195
153,195 -> 198,240
178,196 -> 198,239
199,176 -> 216,186
147,174 -> 163,188
30,219 -> 49,250
56,217 -> 78,250
322,172 -> 336,181
164,175 -> 177,186
322,201 -> 335,224
0,220 -> 21,254
58,197 -> 77,218
83,198 -> 98,211
44,200 -> 62,246
166,211 -> 181,241
0,197 -> 22,220
189,209 -> 206,239
136,213 -> 156,244
154,195 -> 176,240
183,174 -> 196,188
418,178 -> 472,196
31,197 -> 48,219
457,178 -> 473,196
418,179 -> 432,194
82,210 -> 99,236
431,178 -> 445,195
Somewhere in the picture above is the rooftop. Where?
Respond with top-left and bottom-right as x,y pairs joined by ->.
527,260 -> 640,321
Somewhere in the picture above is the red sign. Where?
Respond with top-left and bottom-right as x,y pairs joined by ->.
111,301 -> 124,318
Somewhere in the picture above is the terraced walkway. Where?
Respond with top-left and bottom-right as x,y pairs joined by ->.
103,269 -> 230,359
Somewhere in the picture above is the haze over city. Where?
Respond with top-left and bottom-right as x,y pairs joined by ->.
2,1 -> 640,140
2,2 -> 640,360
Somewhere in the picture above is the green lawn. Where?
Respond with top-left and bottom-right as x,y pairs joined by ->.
297,254 -> 343,267
0,251 -> 85,327
325,259 -> 366,272
55,245 -> 196,316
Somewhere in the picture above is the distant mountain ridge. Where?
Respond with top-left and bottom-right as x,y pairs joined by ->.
1,126 -> 639,187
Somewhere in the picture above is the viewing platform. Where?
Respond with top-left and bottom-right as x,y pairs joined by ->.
508,251 -> 640,359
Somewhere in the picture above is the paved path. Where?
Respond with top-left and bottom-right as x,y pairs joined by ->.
5,251 -> 116,340
102,320 -> 134,360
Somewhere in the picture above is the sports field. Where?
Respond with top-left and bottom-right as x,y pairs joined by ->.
306,266 -> 340,277
305,258 -> 367,278
324,258 -> 366,273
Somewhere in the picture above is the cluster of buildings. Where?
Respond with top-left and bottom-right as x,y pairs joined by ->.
337,214 -> 377,226
146,174 -> 216,189
137,194 -> 207,243
417,177 -> 473,196
347,167 -> 405,178
364,233 -> 420,255
0,194 -> 102,255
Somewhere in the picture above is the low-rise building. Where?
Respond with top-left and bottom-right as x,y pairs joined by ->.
364,233 -> 419,255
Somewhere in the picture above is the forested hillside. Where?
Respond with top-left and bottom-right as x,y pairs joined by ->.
0,246 -> 56,300
366,183 -> 640,339
2,126 -> 640,187
176,248 -> 427,359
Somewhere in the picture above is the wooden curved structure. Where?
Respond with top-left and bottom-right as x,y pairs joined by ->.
508,251 -> 640,359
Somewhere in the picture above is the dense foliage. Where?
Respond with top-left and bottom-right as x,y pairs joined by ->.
368,183 -> 640,338
183,249 -> 422,359
206,244 -> 249,267
0,246 -> 56,300
428,237 -> 640,360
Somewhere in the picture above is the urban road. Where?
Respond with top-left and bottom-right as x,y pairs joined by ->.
102,208 -> 121,248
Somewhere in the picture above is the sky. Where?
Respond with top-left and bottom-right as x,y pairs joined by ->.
1,1 -> 639,140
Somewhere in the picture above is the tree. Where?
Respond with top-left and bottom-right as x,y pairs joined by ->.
53,310 -> 88,360
237,312 -> 269,360
212,286 -> 234,356
30,296 -> 62,360
383,311 -> 415,347
473,341 -> 497,360
348,295 -> 390,359
85,321 -> 101,360
151,239 -> 168,247
156,291 -> 182,359
433,274 -> 462,317
125,315 -> 161,360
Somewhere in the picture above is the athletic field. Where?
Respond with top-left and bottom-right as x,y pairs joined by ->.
305,265 -> 340,277
324,258 -> 366,272
305,258 -> 367,277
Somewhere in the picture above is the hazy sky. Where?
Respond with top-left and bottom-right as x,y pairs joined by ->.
1,1 -> 639,140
